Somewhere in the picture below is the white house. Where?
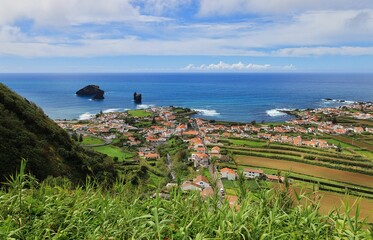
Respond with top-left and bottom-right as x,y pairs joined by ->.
210,146 -> 221,158
193,175 -> 210,189
220,167 -> 236,180
243,168 -> 264,179
190,153 -> 209,168
181,181 -> 202,191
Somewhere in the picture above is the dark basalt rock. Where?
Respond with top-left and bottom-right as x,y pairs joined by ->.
76,85 -> 104,100
134,92 -> 142,104
92,91 -> 105,100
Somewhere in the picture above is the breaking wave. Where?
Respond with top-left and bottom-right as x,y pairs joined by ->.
193,109 -> 220,117
102,108 -> 121,113
136,104 -> 155,109
266,108 -> 293,117
322,98 -> 355,104
78,112 -> 95,120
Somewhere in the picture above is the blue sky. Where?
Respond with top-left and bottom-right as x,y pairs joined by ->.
0,0 -> 373,73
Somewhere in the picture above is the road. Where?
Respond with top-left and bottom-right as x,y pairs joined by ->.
167,153 -> 176,181
209,164 -> 224,195
194,118 -> 225,196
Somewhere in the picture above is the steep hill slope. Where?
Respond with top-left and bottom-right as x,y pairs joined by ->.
0,83 -> 115,183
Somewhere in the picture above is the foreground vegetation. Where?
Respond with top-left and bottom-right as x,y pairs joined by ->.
0,163 -> 372,239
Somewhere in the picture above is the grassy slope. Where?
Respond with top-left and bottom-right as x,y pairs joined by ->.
80,136 -> 105,145
92,145 -> 133,160
0,83 -> 115,183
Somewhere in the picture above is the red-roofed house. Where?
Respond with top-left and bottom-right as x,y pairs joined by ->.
292,136 -> 302,146
220,168 -> 236,180
200,187 -> 214,198
354,127 -> 364,134
210,146 -> 221,158
243,168 -> 264,179
182,130 -> 199,136
190,153 -> 209,167
181,181 -> 202,191
265,174 -> 285,183
226,195 -> 238,207
144,153 -> 160,160
193,175 -> 210,188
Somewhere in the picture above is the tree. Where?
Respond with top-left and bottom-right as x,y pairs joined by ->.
251,120 -> 256,126
72,132 -> 78,141
237,171 -> 247,203
79,134 -> 83,142
332,116 -> 338,124
336,143 -> 342,152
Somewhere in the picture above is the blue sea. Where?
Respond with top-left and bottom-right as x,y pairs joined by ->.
0,73 -> 372,123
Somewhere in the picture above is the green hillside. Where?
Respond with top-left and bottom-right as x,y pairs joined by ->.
0,83 -> 116,183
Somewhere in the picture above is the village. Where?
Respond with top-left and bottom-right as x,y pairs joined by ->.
56,102 -> 373,206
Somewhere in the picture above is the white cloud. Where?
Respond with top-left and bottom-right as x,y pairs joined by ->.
0,25 -> 25,41
182,61 -> 294,72
0,0 -> 166,27
234,10 -> 373,47
0,1 -> 372,59
133,0 -> 192,15
273,46 -> 373,56
198,0 -> 373,16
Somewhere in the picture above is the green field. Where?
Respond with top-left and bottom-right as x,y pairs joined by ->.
222,178 -> 260,195
128,109 -> 153,117
92,145 -> 133,161
81,136 -> 105,145
228,138 -> 265,147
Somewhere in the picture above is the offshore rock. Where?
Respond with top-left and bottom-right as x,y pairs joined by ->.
76,85 -> 104,100
134,92 -> 142,104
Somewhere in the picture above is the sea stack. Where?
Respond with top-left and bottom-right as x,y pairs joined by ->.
76,85 -> 105,100
134,92 -> 142,104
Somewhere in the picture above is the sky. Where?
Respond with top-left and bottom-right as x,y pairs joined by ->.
0,0 -> 373,73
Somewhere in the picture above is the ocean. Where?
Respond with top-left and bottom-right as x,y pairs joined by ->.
0,73 -> 372,123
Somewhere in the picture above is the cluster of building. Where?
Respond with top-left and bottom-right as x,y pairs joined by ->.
314,102 -> 373,120
56,111 -> 136,141
220,167 -> 284,182
180,166 -> 284,207
57,102 -> 373,164
180,175 -> 238,207
258,133 -> 331,148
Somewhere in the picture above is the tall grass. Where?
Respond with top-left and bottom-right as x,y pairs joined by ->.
0,161 -> 371,239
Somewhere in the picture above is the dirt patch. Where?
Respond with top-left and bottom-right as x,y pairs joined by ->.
292,187 -> 373,223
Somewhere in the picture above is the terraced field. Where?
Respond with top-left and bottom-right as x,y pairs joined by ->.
329,135 -> 373,151
235,155 -> 373,188
291,187 -> 373,222
221,137 -> 373,176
